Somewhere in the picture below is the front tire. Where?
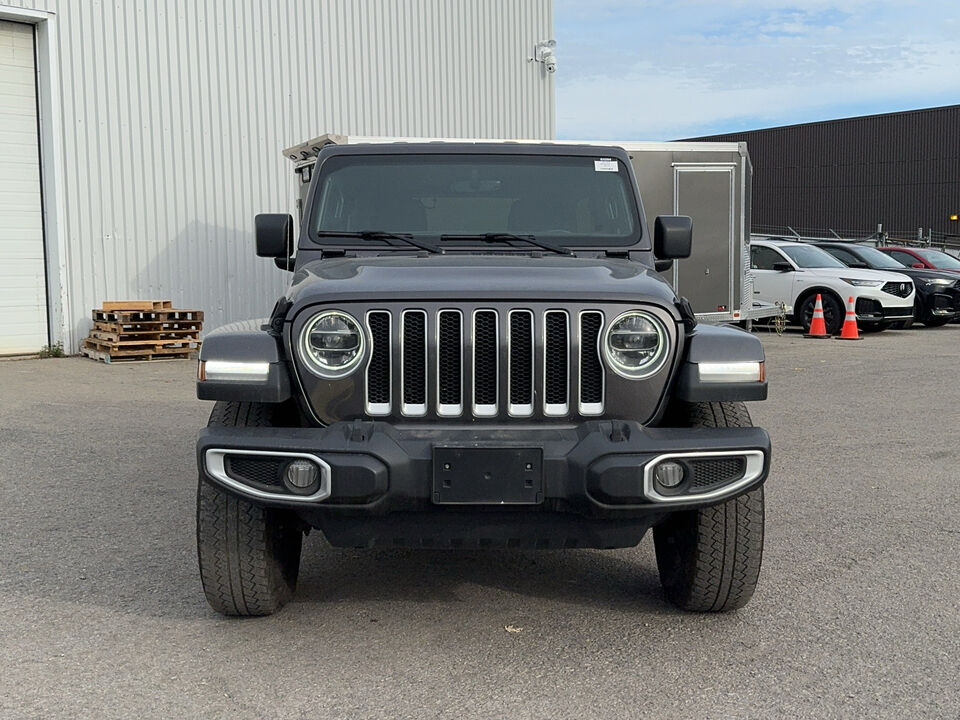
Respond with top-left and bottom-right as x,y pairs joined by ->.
197,401 -> 303,616
653,402 -> 764,612
798,293 -> 842,334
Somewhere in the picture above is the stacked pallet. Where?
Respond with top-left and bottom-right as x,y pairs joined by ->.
81,301 -> 203,363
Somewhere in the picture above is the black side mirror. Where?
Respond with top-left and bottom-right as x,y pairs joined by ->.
255,213 -> 294,263
772,262 -> 793,272
848,261 -> 869,269
654,215 -> 693,260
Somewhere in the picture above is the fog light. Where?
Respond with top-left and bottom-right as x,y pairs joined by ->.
654,461 -> 684,489
284,460 -> 319,493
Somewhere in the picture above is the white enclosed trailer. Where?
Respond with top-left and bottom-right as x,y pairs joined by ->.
282,135 -> 776,324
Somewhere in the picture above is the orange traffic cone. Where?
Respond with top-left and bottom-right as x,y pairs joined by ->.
804,294 -> 830,338
837,296 -> 862,340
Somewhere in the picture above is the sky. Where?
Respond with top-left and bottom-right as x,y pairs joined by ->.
554,1 -> 960,140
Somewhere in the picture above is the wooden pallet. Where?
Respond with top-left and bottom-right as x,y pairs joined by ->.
83,301 -> 203,363
92,309 -> 204,323
101,300 -> 173,312
80,345 -> 194,364
89,327 -> 200,343
94,319 -> 203,334
83,338 -> 199,355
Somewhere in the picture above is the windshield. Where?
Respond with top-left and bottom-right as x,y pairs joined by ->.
780,244 -> 847,268
915,248 -> 960,268
855,245 -> 908,269
310,154 -> 642,247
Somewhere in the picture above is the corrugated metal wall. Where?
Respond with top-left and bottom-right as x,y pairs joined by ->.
690,105 -> 960,239
9,0 -> 555,349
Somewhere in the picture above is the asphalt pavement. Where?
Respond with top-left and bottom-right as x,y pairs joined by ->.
1,325 -> 958,719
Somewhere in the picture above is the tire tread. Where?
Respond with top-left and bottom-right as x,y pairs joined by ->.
654,401 -> 765,612
196,401 -> 301,616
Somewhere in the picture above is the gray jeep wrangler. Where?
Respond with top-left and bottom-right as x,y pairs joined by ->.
195,143 -> 769,616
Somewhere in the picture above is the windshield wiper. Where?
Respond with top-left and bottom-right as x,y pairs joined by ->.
440,233 -> 573,256
315,230 -> 444,254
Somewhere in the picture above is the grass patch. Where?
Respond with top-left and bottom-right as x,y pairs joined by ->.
38,342 -> 65,358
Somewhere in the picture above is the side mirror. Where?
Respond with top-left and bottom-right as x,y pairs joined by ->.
772,262 -> 793,272
912,263 -> 925,269
255,213 -> 294,262
848,261 -> 869,269
654,215 -> 693,260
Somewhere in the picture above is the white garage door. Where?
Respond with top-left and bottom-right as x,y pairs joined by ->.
0,21 -> 47,355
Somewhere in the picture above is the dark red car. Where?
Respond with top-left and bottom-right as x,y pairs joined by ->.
879,246 -> 960,275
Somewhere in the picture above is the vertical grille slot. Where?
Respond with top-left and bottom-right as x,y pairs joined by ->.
436,310 -> 463,416
473,310 -> 498,416
508,310 -> 534,416
579,311 -> 604,415
401,310 -> 427,416
543,310 -> 569,416
365,311 -> 391,415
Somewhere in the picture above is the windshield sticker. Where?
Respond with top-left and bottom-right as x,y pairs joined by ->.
594,158 -> 618,172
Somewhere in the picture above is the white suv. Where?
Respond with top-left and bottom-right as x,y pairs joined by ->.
750,238 -> 915,333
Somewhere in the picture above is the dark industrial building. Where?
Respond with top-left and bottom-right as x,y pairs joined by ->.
690,104 -> 960,240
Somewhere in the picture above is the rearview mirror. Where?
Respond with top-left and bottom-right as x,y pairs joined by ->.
772,262 -> 793,272
255,213 -> 294,261
654,215 -> 693,260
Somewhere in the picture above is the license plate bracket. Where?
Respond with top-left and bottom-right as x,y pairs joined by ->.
432,447 -> 543,505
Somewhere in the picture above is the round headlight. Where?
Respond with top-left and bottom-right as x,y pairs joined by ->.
604,311 -> 669,379
299,310 -> 364,378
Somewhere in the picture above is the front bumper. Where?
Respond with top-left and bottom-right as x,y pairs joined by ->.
197,420 -> 770,519
918,289 -> 960,319
854,296 -> 914,322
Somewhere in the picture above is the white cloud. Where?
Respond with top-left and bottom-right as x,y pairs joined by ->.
554,1 -> 960,139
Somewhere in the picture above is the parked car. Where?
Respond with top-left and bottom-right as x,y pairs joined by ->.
814,242 -> 960,327
878,246 -> 960,275
194,143 -> 772,616
750,238 -> 915,334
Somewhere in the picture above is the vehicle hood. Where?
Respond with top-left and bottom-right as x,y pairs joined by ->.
286,254 -> 680,310
796,267 -> 912,283
891,267 -> 960,282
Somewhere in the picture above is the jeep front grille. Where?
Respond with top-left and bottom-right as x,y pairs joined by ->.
364,307 -> 607,419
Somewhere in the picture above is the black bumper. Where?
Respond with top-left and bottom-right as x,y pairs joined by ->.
918,290 -> 960,320
855,297 -> 914,322
198,421 -> 770,527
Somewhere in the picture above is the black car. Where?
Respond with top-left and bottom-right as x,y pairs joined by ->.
814,242 -> 960,327
194,143 -> 771,616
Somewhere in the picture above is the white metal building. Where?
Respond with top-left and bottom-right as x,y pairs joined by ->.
0,0 -> 554,355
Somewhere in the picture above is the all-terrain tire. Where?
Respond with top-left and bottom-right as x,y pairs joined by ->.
197,401 -> 303,616
653,401 -> 764,612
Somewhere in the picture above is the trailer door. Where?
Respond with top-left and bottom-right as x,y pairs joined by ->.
673,165 -> 736,317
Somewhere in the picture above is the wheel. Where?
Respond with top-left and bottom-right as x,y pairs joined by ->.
654,402 -> 764,612
197,401 -> 303,616
922,317 -> 951,327
798,293 -> 842,334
